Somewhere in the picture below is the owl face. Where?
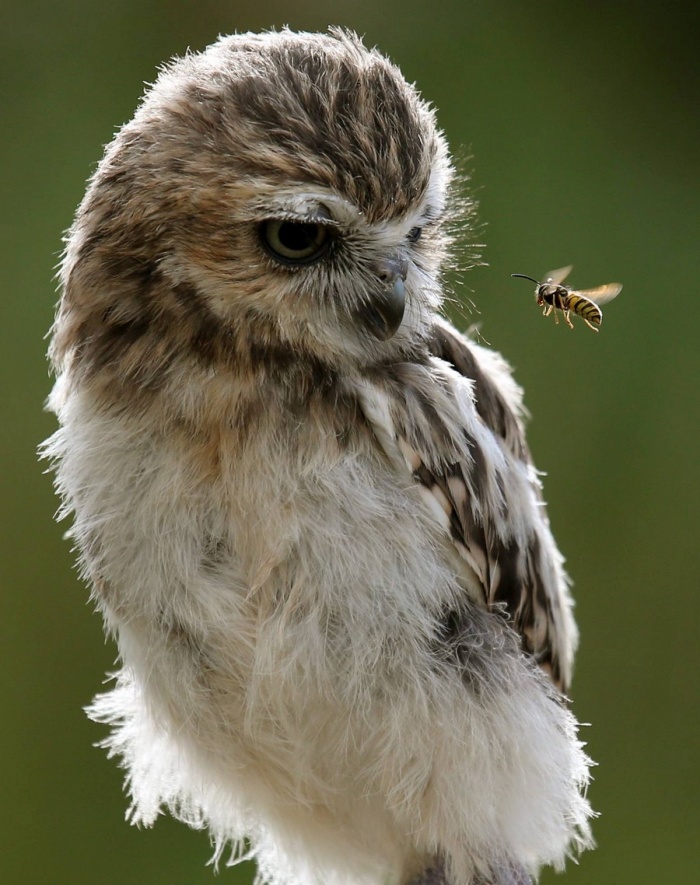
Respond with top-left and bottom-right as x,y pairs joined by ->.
55,29 -> 456,384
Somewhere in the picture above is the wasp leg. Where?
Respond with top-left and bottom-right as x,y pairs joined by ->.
546,306 -> 560,325
583,318 -> 600,332
564,309 -> 574,330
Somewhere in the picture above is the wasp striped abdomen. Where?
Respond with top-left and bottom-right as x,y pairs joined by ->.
565,294 -> 603,329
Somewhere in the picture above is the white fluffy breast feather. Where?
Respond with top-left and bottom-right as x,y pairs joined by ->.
45,359 -> 592,885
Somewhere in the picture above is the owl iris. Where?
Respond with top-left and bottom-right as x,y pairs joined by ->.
261,218 -> 331,264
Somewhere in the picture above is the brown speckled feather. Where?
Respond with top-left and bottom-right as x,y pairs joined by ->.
378,321 -> 573,692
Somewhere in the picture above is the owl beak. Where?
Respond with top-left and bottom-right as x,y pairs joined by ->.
359,255 -> 408,341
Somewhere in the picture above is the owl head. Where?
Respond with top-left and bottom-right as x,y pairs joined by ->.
53,29 -> 460,392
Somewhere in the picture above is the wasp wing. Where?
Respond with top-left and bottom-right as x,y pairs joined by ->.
544,265 -> 573,285
577,283 -> 622,305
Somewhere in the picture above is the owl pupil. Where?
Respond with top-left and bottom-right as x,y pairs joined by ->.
278,222 -> 318,252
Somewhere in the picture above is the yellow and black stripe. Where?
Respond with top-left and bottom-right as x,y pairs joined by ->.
566,294 -> 603,327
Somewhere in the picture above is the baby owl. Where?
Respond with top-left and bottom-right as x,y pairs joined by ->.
44,28 -> 593,885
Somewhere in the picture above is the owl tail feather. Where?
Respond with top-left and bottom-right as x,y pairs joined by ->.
408,859 -> 532,885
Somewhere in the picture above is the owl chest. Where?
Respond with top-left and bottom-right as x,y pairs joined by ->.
69,394 -> 469,754
203,430 -> 458,713
88,408 -> 450,666
206,419 -> 446,611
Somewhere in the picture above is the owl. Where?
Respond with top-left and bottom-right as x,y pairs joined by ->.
43,29 -> 593,885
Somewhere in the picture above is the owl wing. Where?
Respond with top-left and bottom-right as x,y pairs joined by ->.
426,320 -> 576,691
361,318 -> 576,692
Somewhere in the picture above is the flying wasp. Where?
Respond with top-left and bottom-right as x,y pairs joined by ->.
511,265 -> 622,332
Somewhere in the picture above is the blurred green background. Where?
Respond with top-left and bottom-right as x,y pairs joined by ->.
3,1 -> 699,883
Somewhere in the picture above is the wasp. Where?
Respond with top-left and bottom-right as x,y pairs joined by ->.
511,265 -> 622,331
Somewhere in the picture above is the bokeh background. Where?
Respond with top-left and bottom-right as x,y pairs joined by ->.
3,1 -> 699,883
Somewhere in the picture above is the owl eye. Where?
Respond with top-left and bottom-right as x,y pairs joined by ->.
407,226 -> 422,243
261,219 -> 331,265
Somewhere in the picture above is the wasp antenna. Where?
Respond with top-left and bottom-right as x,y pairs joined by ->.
511,273 -> 541,285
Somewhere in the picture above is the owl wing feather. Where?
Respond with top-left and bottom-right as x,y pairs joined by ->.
361,319 -> 575,692
425,320 -> 574,691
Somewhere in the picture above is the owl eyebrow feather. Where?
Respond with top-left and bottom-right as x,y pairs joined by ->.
421,204 -> 441,222
259,210 -> 340,226
254,191 -> 362,226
